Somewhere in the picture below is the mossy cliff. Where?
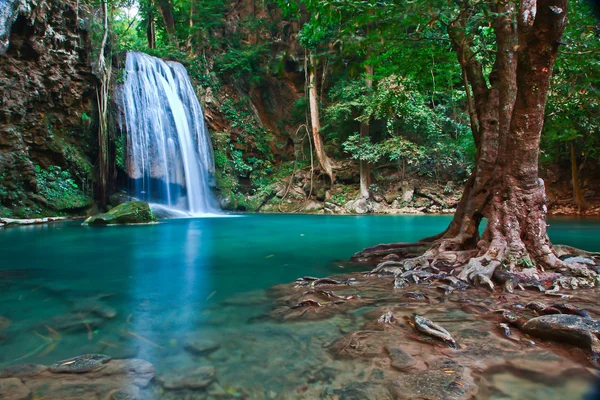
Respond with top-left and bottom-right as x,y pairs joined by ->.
0,0 -> 96,218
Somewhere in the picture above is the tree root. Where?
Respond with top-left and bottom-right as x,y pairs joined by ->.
359,238 -> 599,291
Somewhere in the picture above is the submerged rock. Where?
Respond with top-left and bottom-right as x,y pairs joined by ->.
0,364 -> 47,378
386,345 -> 416,371
83,201 -> 156,226
389,358 -> 475,400
107,387 -> 142,400
0,359 -> 155,399
0,377 -> 31,400
50,354 -> 111,373
184,338 -> 220,356
333,381 -> 394,400
38,313 -> 104,334
157,366 -> 215,390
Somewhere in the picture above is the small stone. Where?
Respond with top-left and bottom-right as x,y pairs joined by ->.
50,354 -> 111,373
0,378 -> 31,400
158,366 -> 215,390
386,345 -> 416,371
184,338 -> 220,356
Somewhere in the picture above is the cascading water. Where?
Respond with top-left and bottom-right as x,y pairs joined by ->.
121,51 -> 220,216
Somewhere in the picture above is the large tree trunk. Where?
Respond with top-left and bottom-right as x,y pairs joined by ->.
308,54 -> 335,184
354,0 -> 594,285
570,142 -> 589,212
359,65 -> 373,199
147,1 -> 156,49
157,0 -> 176,38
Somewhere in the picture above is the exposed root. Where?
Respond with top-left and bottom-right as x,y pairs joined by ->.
360,237 -> 599,291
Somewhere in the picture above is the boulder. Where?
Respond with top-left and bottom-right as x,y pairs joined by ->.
400,181 -> 414,203
384,193 -> 398,204
302,200 -> 324,213
345,199 -> 372,214
522,314 -> 600,355
157,366 -> 215,390
83,201 -> 156,226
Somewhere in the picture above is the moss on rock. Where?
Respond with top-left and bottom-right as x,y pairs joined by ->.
83,201 -> 156,226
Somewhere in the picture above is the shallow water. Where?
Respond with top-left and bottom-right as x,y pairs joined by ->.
1,214 -> 599,399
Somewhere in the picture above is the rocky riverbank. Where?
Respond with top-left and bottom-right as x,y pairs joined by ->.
3,258 -> 600,399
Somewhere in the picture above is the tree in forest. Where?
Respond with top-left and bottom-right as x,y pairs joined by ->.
297,20 -> 336,185
351,0 -> 597,285
542,0 -> 600,213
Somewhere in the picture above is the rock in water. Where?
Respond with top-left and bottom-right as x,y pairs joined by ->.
83,201 -> 156,226
158,366 -> 215,390
0,377 -> 31,400
50,354 -> 111,373
184,338 -> 220,356
386,345 -> 416,371
0,364 -> 47,378
522,314 -> 600,356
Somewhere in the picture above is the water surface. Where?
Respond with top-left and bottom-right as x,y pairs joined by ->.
1,214 -> 599,398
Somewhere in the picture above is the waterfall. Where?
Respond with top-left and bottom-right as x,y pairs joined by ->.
121,52 -> 220,216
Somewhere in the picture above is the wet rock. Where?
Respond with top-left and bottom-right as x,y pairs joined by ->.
12,359 -> 154,400
389,358 -> 475,400
50,354 -> 112,373
184,338 -> 220,356
107,387 -> 142,400
99,359 -> 155,388
108,192 -> 134,207
0,377 -> 31,400
158,366 -> 215,390
72,299 -> 118,319
308,367 -> 338,384
334,381 -> 394,400
39,313 -> 104,334
563,256 -> 596,266
522,314 -> 600,355
83,201 -> 156,226
386,345 -> 416,371
0,364 -> 47,378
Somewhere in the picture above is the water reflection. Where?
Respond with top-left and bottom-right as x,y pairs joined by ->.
128,219 -> 214,365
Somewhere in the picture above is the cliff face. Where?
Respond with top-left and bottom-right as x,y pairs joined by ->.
0,0 -> 96,218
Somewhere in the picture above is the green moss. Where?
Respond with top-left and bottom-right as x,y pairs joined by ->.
84,201 -> 157,226
35,165 -> 92,212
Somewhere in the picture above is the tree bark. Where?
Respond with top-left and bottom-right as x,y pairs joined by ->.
157,0 -> 176,38
147,1 -> 156,49
359,65 -> 374,199
186,1 -> 194,53
355,0 -> 592,284
571,142 -> 589,212
308,54 -> 335,184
